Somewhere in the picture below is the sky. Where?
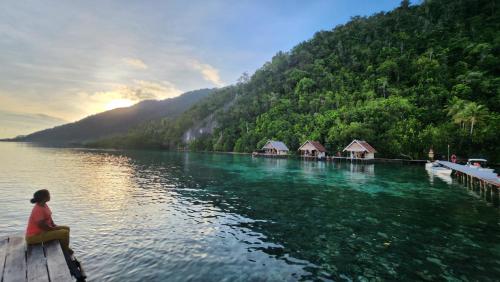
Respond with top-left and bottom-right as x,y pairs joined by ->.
0,0 -> 403,138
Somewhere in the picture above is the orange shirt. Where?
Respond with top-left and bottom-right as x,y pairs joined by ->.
26,204 -> 54,237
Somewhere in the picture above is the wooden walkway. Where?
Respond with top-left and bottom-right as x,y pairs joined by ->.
437,161 -> 500,187
251,153 -> 288,158
0,235 -> 73,282
436,161 -> 500,206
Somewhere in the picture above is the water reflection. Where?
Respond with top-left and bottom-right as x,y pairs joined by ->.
0,144 -> 499,281
427,170 -> 453,185
349,163 -> 375,175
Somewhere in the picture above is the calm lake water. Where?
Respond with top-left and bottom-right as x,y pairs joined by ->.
0,142 -> 499,281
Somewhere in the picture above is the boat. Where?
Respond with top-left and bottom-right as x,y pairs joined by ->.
432,166 -> 453,175
425,161 -> 452,175
465,158 -> 495,173
425,161 -> 434,169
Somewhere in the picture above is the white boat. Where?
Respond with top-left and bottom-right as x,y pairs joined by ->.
425,161 -> 452,175
425,161 -> 434,169
465,159 -> 495,173
432,166 -> 452,175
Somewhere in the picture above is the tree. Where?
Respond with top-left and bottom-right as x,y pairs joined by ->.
448,98 -> 489,136
447,97 -> 468,130
462,102 -> 489,136
237,72 -> 250,84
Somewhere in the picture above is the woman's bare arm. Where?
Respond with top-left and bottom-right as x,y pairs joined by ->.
37,219 -> 55,231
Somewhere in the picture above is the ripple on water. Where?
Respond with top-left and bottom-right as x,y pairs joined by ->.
0,144 -> 499,281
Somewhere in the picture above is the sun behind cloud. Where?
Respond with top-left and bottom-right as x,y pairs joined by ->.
77,80 -> 182,117
105,99 -> 135,110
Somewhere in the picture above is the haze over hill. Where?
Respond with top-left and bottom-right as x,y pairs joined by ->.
0,111 -> 68,138
11,89 -> 213,144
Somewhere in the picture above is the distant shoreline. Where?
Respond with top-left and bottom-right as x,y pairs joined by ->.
3,141 -> 499,167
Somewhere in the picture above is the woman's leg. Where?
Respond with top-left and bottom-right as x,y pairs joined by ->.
53,226 -> 73,254
26,229 -> 70,253
52,225 -> 70,232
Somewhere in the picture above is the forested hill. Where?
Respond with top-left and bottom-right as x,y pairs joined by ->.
92,0 -> 500,162
14,88 -> 213,145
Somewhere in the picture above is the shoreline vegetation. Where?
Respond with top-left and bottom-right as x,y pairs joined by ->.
8,0 -> 500,164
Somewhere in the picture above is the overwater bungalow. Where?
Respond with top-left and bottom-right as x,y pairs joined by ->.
343,140 -> 377,159
258,140 -> 289,155
298,140 -> 326,158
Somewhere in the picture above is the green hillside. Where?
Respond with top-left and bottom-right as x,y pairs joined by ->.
92,0 -> 500,162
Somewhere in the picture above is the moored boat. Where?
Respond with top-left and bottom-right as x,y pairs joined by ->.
465,159 -> 495,173
425,161 -> 452,175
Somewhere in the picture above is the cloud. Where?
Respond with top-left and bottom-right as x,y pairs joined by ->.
0,110 -> 67,124
114,80 -> 182,100
76,80 -> 182,115
189,60 -> 224,87
122,57 -> 148,70
0,110 -> 67,138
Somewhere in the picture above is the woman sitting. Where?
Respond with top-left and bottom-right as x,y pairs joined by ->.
25,189 -> 73,254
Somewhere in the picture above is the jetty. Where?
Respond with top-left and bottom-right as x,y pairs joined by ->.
436,161 -> 500,187
0,235 -> 74,282
437,161 -> 500,204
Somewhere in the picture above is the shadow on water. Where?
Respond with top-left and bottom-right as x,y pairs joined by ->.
113,150 -> 500,281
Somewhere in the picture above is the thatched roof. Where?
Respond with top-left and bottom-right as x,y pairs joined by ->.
298,140 -> 327,152
343,140 -> 377,153
262,140 -> 289,151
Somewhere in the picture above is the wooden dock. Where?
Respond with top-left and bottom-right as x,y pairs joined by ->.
437,161 -> 500,205
252,153 -> 428,164
251,152 -> 288,158
437,161 -> 500,187
0,235 -> 73,282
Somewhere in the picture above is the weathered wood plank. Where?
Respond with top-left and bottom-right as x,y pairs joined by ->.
3,236 -> 27,282
27,244 -> 49,282
44,241 -> 72,282
437,161 -> 500,186
0,237 -> 9,282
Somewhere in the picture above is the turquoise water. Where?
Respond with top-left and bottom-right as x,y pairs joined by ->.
0,142 -> 499,281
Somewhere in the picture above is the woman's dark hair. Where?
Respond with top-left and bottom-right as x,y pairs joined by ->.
30,189 -> 50,204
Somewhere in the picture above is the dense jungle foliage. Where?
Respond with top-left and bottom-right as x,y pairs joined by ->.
92,0 -> 500,162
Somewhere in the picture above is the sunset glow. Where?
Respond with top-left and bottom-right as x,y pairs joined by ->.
105,99 -> 135,110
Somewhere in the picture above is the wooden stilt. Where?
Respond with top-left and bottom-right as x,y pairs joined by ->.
492,187 -> 499,207
486,184 -> 492,202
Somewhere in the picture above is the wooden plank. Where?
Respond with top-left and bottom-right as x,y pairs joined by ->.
0,237 -> 8,282
3,236 -> 27,282
27,244 -> 49,282
44,241 -> 72,282
437,161 -> 500,186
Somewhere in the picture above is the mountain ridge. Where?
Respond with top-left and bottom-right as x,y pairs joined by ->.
10,88 -> 214,144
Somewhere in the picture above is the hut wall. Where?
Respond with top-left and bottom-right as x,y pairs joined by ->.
277,150 -> 288,155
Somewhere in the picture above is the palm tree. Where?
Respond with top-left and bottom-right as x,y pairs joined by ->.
447,97 -> 467,130
462,102 -> 489,136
